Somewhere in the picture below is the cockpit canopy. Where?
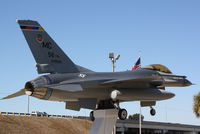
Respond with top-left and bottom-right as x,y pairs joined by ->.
142,64 -> 172,74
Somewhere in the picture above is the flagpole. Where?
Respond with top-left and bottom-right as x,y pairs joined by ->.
139,101 -> 142,134
139,51 -> 142,134
139,50 -> 142,58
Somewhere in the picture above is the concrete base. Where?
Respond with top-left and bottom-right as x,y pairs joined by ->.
89,109 -> 118,134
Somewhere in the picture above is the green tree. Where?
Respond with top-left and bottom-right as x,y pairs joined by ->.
128,113 -> 144,121
193,92 -> 200,117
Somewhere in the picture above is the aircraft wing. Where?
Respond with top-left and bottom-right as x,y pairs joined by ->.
56,76 -> 160,89
102,78 -> 150,84
1,89 -> 25,100
48,84 -> 83,92
101,76 -> 158,88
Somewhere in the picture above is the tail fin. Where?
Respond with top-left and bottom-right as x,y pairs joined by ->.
17,20 -> 79,74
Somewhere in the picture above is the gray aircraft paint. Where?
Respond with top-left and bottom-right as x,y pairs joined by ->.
1,20 -> 192,112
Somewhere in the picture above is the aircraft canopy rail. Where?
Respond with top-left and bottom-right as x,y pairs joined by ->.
142,64 -> 172,74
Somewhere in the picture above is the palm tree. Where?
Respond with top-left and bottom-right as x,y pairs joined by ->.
193,92 -> 200,117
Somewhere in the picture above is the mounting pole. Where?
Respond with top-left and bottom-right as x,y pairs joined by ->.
89,109 -> 119,134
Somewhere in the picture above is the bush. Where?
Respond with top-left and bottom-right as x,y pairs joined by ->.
128,113 -> 144,121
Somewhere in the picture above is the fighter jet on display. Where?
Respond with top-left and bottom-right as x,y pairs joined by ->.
2,20 -> 192,120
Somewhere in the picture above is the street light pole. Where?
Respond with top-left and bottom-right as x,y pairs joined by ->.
28,96 -> 30,113
109,53 -> 120,72
109,52 -> 120,134
112,60 -> 115,72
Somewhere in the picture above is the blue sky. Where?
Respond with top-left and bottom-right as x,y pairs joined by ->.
0,0 -> 200,125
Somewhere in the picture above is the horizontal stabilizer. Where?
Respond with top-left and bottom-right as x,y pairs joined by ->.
1,89 -> 25,100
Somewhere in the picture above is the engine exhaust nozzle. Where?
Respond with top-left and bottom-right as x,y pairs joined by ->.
25,82 -> 34,96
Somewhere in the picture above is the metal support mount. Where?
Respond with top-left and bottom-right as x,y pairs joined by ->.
89,109 -> 119,134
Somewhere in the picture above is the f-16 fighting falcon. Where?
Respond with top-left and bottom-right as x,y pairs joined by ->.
2,20 -> 192,120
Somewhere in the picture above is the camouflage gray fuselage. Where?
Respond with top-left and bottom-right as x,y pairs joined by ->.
25,68 -> 190,105
3,20 -> 191,111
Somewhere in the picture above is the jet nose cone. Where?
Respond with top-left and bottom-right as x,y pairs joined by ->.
184,79 -> 192,86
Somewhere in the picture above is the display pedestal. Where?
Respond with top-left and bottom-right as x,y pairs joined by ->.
89,109 -> 118,134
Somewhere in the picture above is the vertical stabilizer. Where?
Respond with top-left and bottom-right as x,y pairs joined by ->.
17,20 -> 79,74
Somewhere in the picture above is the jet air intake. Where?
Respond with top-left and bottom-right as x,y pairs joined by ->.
24,76 -> 52,100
